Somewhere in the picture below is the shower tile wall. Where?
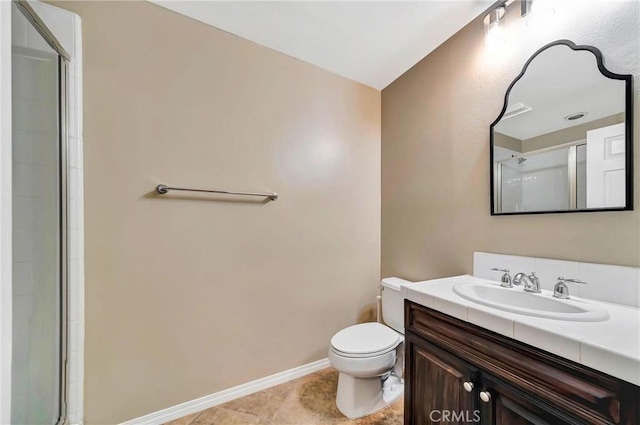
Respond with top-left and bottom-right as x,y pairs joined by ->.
12,2 -> 84,424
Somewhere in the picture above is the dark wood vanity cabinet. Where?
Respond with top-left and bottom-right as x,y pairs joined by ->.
404,301 -> 640,425
405,334 -> 479,424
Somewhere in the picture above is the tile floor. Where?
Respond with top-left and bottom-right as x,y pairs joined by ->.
165,368 -> 403,425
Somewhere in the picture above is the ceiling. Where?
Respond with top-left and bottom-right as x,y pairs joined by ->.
495,45 -> 626,141
150,1 -> 494,90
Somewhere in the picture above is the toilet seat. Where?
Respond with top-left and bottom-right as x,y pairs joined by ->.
330,322 -> 401,358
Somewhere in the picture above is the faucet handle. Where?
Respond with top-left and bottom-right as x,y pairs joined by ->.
490,268 -> 512,288
558,277 -> 587,285
554,277 -> 587,300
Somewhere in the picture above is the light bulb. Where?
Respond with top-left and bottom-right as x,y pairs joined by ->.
486,23 -> 506,51
484,6 -> 506,53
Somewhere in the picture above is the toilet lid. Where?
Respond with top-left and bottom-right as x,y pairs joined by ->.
331,322 -> 400,356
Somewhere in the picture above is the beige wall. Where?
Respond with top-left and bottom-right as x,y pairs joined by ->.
522,113 -> 625,152
494,132 -> 522,152
54,2 -> 380,423
382,0 -> 640,281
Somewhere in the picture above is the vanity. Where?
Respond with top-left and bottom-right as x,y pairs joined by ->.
402,258 -> 640,425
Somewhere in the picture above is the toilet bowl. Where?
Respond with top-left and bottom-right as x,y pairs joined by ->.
328,277 -> 411,419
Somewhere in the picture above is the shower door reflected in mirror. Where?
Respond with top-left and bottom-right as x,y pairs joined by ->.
494,121 -> 627,214
11,2 -> 68,424
495,146 -> 571,213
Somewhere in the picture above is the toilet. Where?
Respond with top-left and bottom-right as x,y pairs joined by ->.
328,277 -> 411,419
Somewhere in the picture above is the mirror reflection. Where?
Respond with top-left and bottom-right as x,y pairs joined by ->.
491,40 -> 632,214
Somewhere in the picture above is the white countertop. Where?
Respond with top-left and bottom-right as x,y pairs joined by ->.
405,274 -> 640,386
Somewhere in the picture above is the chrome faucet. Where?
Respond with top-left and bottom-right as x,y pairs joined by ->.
553,277 -> 587,299
490,268 -> 512,288
513,272 -> 541,293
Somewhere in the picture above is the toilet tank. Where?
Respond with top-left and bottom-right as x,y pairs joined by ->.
381,277 -> 412,334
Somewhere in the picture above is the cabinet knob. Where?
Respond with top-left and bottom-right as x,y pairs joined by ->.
463,381 -> 474,392
480,391 -> 491,403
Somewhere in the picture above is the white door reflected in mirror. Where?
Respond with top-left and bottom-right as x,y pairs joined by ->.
586,123 -> 626,208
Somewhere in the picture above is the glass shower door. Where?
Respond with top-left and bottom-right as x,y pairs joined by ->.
11,2 -> 67,424
496,149 -> 571,213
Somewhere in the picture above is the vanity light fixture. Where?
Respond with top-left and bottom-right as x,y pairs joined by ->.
484,4 -> 506,52
485,0 -> 556,51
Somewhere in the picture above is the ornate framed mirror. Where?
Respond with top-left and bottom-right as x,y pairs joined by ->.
490,39 -> 633,215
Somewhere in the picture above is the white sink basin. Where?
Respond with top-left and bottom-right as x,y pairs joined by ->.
453,281 -> 610,322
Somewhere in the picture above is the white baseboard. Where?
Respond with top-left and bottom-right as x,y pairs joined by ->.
119,358 -> 331,425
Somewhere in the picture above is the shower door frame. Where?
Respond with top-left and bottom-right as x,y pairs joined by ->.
1,1 -> 71,423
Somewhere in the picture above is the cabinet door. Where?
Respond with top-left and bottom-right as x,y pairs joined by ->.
405,332 -> 479,425
480,373 -> 581,425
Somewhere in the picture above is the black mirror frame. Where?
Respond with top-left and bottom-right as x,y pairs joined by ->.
490,39 -> 634,215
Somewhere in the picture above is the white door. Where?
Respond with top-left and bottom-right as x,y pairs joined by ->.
586,123 -> 626,208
